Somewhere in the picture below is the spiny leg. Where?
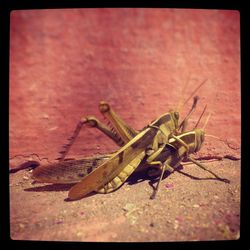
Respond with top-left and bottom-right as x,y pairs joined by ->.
83,116 -> 126,146
57,116 -> 125,161
57,101 -> 139,162
99,101 -> 139,143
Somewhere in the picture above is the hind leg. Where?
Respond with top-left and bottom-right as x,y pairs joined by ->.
99,101 -> 138,143
57,115 -> 125,161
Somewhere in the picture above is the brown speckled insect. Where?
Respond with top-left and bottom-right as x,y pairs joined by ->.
32,80 -> 229,200
32,100 -> 184,199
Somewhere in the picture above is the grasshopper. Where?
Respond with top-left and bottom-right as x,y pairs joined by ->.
32,100 -> 184,197
32,117 -> 229,200
65,127 -> 229,200
32,80 -> 229,200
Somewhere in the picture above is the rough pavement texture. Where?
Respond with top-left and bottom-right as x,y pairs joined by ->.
9,9 -> 240,241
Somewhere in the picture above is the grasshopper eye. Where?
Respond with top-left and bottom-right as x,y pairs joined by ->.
174,112 -> 179,120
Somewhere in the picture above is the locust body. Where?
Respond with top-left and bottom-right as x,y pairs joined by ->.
32,112 -> 178,188
32,104 -> 228,200
66,128 -> 208,200
32,101 -> 183,188
32,80 -> 229,200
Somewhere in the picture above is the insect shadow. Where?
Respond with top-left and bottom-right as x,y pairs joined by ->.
23,168 -> 173,201
127,163 -> 229,189
24,183 -> 97,201
24,163 -> 227,201
175,168 -> 229,182
24,183 -> 75,192
127,168 -> 174,186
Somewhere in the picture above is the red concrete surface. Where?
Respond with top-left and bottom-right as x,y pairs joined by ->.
10,9 -> 240,164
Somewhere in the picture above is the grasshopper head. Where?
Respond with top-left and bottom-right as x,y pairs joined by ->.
193,128 -> 205,152
169,110 -> 179,130
176,129 -> 205,154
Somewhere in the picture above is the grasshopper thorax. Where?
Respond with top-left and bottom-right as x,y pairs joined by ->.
148,111 -> 180,141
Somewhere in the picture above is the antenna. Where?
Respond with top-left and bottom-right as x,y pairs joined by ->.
179,96 -> 199,131
179,79 -> 207,113
205,135 -> 240,150
202,112 -> 211,130
176,74 -> 190,111
194,104 -> 207,129
205,134 -> 220,140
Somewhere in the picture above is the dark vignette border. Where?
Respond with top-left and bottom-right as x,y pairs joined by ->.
0,1 -> 247,250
